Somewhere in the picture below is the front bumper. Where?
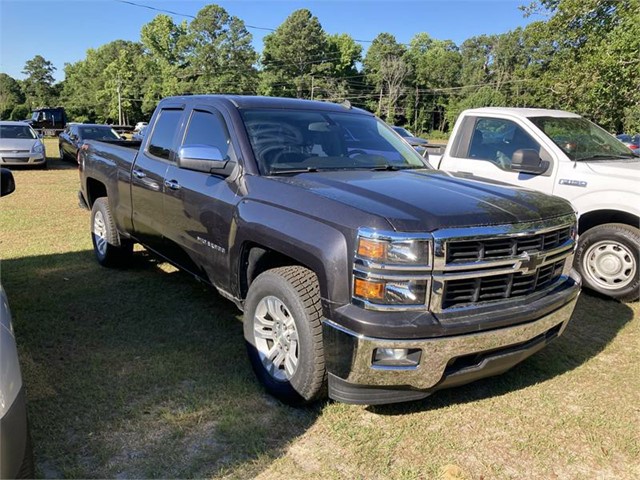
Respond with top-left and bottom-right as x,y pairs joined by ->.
0,153 -> 46,166
323,272 -> 580,405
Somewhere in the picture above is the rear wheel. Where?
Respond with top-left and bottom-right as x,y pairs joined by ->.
575,223 -> 639,302
244,266 -> 326,405
91,197 -> 133,267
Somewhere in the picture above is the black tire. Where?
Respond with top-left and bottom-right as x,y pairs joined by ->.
244,266 -> 326,405
90,197 -> 133,267
575,223 -> 639,302
59,144 -> 66,160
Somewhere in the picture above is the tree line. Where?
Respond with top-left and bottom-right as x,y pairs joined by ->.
1,0 -> 638,134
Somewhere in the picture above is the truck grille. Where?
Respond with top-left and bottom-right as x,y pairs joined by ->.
431,217 -> 576,312
447,226 -> 572,263
442,259 -> 565,308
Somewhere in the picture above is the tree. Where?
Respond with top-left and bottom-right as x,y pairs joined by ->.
21,55 -> 56,108
187,4 -> 258,94
0,73 -> 25,119
406,34 -> 462,132
363,33 -> 407,118
259,9 -> 329,98
140,14 -> 191,112
62,40 -> 145,123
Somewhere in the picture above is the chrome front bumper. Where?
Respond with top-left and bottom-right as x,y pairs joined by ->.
324,274 -> 580,404
0,153 -> 46,166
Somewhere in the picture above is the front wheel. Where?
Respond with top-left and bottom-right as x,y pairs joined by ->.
91,197 -> 133,267
575,223 -> 639,302
244,266 -> 326,405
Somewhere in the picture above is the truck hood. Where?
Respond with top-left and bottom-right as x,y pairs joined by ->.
584,159 -> 640,180
273,169 -> 573,232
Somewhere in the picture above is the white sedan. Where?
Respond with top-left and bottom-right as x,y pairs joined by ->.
0,121 -> 46,168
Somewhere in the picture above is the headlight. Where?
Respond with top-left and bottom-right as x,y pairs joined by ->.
356,234 -> 430,266
353,276 -> 428,306
32,141 -> 45,154
353,229 -> 432,309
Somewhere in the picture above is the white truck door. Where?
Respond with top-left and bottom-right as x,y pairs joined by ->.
440,116 -> 555,195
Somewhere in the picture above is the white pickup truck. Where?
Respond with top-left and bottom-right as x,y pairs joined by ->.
432,107 -> 639,301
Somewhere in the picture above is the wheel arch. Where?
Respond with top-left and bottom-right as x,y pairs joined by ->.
85,177 -> 108,208
579,209 -> 639,235
232,201 -> 351,309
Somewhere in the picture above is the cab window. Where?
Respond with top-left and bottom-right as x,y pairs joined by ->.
182,109 -> 232,160
148,109 -> 183,160
467,117 -> 543,170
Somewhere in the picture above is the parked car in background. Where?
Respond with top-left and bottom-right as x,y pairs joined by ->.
616,133 -> 640,154
392,126 -> 430,156
434,107 -> 640,301
134,122 -> 148,132
0,168 -> 34,479
0,121 -> 47,168
392,126 -> 429,147
59,123 -> 122,162
26,106 -> 67,135
131,125 -> 147,142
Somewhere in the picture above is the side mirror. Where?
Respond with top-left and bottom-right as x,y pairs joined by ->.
511,149 -> 550,175
1,168 -> 16,197
178,145 -> 234,176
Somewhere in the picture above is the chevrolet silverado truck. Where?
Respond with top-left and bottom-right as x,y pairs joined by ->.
434,108 -> 639,302
78,96 -> 581,405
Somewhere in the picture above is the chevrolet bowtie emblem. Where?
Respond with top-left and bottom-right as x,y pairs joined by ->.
518,251 -> 545,274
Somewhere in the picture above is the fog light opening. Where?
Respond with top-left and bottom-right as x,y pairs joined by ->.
372,348 -> 421,368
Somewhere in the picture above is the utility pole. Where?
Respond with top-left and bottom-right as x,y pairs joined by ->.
311,76 -> 315,100
117,76 -> 123,125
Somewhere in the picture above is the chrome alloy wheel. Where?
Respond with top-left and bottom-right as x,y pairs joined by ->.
584,240 -> 637,290
93,210 -> 108,256
252,296 -> 299,381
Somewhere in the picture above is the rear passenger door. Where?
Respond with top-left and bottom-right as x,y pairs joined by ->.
130,106 -> 185,253
162,105 -> 240,286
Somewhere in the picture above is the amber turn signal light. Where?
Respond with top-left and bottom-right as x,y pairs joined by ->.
357,238 -> 387,260
354,278 -> 385,300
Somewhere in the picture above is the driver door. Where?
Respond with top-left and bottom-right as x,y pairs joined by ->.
445,116 -> 555,194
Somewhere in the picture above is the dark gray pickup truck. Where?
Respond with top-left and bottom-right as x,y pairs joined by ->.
78,95 -> 581,405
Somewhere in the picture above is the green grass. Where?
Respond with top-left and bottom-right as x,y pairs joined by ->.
1,139 -> 638,478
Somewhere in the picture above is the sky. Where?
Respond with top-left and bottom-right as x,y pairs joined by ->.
0,0 -> 537,82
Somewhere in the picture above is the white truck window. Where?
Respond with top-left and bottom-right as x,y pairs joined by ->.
468,118 -> 541,170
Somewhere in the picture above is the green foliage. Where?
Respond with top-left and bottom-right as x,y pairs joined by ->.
0,73 -> 25,119
9,103 -> 30,121
187,5 -> 258,94
259,9 -> 328,98
21,55 -> 56,108
17,0 -> 638,133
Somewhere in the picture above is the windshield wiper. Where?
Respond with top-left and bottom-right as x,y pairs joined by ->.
371,165 -> 426,171
579,154 -> 636,161
268,167 -> 319,175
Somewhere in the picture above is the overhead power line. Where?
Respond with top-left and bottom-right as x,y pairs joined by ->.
114,0 -> 409,45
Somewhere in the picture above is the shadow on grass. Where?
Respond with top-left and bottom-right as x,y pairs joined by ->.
369,291 -> 635,416
3,250 -> 319,478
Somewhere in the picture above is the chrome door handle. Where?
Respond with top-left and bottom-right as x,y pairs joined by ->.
164,179 -> 181,191
132,169 -> 146,179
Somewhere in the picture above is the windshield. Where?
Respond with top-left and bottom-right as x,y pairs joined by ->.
241,109 -> 429,174
530,116 -> 635,160
78,126 -> 120,141
0,125 -> 37,139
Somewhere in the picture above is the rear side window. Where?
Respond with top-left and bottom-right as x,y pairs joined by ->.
148,109 -> 183,160
182,109 -> 231,159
